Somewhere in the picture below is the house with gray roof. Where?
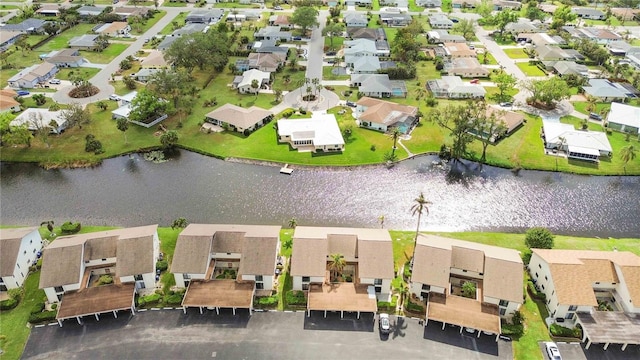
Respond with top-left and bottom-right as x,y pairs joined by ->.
157,23 -> 207,50
417,0 -> 441,7
572,7 -> 606,20
205,104 -> 273,134
607,40 -> 632,56
41,49 -> 86,68
493,0 -> 521,10
548,61 -> 589,77
429,14 -> 454,29
344,38 -> 389,57
10,108 -> 68,134
252,38 -> 289,55
68,34 -> 101,50
1,18 -> 48,34
8,62 -> 58,89
134,68 -> 162,82
427,76 -> 486,99
344,12 -> 368,28
77,5 -> 105,17
627,47 -> 640,70
186,9 -> 224,24
0,30 -> 23,50
427,30 -> 466,44
563,26 -> 621,45
345,0 -> 373,5
350,74 -> 407,98
347,55 -> 381,73
380,13 -> 412,27
582,79 -> 632,102
254,26 -> 291,42
504,20 -> 543,35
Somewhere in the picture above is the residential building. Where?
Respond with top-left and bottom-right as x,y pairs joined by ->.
140,50 -> 169,69
254,26 -> 291,42
42,49 -> 86,68
427,76 -> 487,99
346,55 -> 381,73
547,61 -> 589,77
355,96 -> 418,134
68,35 -> 101,50
7,62 -> 58,89
627,47 -> 640,69
607,40 -> 633,56
350,74 -> 407,98
134,68 -> 161,82
417,0 -> 442,7
582,79 -> 632,102
573,7 -> 606,20
76,6 -> 105,18
426,30 -> 466,44
0,227 -> 42,291
0,89 -> 21,113
171,224 -> 281,315
157,23 -> 207,51
1,18 -> 48,34
536,45 -> 583,61
443,42 -> 476,58
519,32 -> 566,48
93,22 -> 131,37
429,14 -> 454,29
205,103 -> 273,134
185,9 -> 225,24
10,108 -> 68,134
112,7 -> 149,20
504,20 -> 543,35
39,225 -> 159,325
379,13 -> 412,27
348,28 -> 387,41
0,30 -> 23,51
35,4 -> 66,17
452,0 -> 479,8
232,69 -> 271,94
344,12 -> 368,28
345,0 -> 373,6
268,15 -> 290,27
605,102 -> 640,134
236,52 -> 284,72
610,7 -> 640,22
493,0 -> 521,10
344,38 -> 389,57
542,120 -> 612,161
411,235 -> 523,331
563,26 -> 621,45
290,226 -> 395,318
473,106 -> 525,141
444,57 -> 490,78
252,38 -> 289,55
277,112 -> 345,152
111,91 -> 137,120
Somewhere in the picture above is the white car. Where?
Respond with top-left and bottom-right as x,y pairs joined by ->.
545,342 -> 562,360
49,79 -> 61,85
109,94 -> 120,101
379,313 -> 391,335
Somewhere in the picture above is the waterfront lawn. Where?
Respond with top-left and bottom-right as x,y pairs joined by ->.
36,24 -> 96,52
516,63 -> 545,76
503,48 -> 529,59
80,43 -> 129,64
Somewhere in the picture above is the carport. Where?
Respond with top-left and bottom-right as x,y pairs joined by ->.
56,284 -> 136,326
577,311 -> 640,351
425,293 -> 501,339
306,283 -> 377,319
181,280 -> 255,315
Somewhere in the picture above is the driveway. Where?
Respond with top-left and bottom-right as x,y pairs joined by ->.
23,310 -> 513,360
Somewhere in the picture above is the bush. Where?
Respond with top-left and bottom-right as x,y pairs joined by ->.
156,260 -> 169,272
0,298 -> 18,311
164,293 -> 183,305
28,310 -> 57,324
521,250 -> 532,265
256,296 -> 279,306
282,110 -> 293,118
8,287 -> 23,302
51,303 -> 58,310
527,281 -> 546,301
501,323 -> 524,337
405,301 -> 424,313
98,275 -> 113,285
137,293 -> 162,307
61,221 -> 81,234
286,290 -> 306,305
525,227 -> 554,249
32,302 -> 45,314
550,323 -> 580,338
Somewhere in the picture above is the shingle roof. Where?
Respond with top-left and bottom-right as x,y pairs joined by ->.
171,234 -> 212,274
238,237 -> 278,276
0,227 -> 39,277
205,103 -> 272,130
290,237 -> 328,277
116,232 -> 156,277
356,96 -> 417,126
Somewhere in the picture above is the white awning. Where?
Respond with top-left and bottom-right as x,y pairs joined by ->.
568,145 -> 600,157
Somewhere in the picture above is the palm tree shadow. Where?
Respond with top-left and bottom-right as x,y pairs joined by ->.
391,317 -> 408,339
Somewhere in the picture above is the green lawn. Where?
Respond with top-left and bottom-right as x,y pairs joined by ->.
484,86 -> 518,103
0,48 -> 42,82
515,283 -> 552,360
80,43 -> 129,63
159,12 -> 187,35
322,66 -> 349,80
572,101 -> 611,116
516,62 -> 546,76
503,48 -> 529,59
35,24 -> 96,52
480,52 -> 498,65
324,36 -> 344,50
54,67 -> 101,81
130,11 -> 167,36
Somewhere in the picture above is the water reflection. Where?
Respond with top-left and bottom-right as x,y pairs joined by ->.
1,151 -> 639,238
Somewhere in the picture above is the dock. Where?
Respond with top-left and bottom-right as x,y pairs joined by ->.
280,164 -> 293,175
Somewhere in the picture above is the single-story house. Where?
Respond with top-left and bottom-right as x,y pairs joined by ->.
76,6 -> 105,18
348,28 -> 387,41
444,57 -> 490,78
232,69 -> 271,94
39,225 -> 159,326
536,45 -> 580,61
277,112 -> 345,152
254,26 -> 291,42
42,49 -> 86,68
429,14 -> 454,30
379,13 -> 412,27
427,30 -> 466,44
520,32 -> 565,47
347,55 -> 381,73
134,68 -> 162,82
443,42 -> 476,58
186,9 -> 225,24
111,91 -> 137,120
290,226 -> 395,318
542,120 -> 612,161
1,18 -> 48,34
549,61 -> 589,77
493,0 -> 521,10
10,108 -> 68,134
605,102 -> 640,134
582,79 -> 631,102
157,23 -> 207,51
251,39 -> 289,55
573,7 -> 605,20
610,7 -> 640,21
68,34 -> 101,50
268,15 -> 290,27
563,26 -> 621,45
504,20 -> 544,35
93,22 -> 130,37
627,47 -> 640,70
171,224 -> 281,315
411,235 -> 523,331
452,0 -> 479,8
236,52 -> 284,72
7,62 -> 58,89
205,103 -> 273,134
345,0 -> 373,6
0,227 -> 42,292
112,7 -> 149,20
427,76 -> 487,99
417,0 -> 442,7
344,12 -> 368,28
344,38 -> 387,57
0,89 -> 21,113
607,40 -> 632,56
350,74 -> 407,98
0,30 -> 24,50
474,106 -> 525,141
140,50 -> 169,69
355,96 -> 418,134
36,4 -> 66,17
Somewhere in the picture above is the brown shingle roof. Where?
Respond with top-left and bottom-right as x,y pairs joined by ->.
412,240 -> 452,288
358,238 -> 394,279
484,257 -> 523,303
171,234 -> 212,274
290,237 -> 327,277
0,227 -> 39,277
40,244 -> 84,288
205,104 -> 272,130
83,236 -> 118,261
486,106 -> 525,133
238,237 -> 278,276
116,233 -> 156,277
328,234 -> 358,261
212,231 -> 245,254
451,246 -> 484,273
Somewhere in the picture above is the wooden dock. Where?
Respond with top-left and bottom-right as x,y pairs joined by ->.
280,164 -> 293,175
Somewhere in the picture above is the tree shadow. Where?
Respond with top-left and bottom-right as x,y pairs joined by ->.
567,158 -> 599,169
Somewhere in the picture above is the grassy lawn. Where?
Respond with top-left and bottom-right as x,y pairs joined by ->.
515,285 -> 552,360
503,48 -> 529,59
480,52 -> 498,65
484,86 -> 518,103
572,101 -> 611,116
26,34 -> 48,47
516,62 -> 546,76
35,24 -> 96,52
0,48 -> 42,81
130,11 -> 167,36
159,12 -> 187,35
322,66 -> 349,80
324,36 -> 344,50
54,67 -> 101,81
80,43 -> 129,63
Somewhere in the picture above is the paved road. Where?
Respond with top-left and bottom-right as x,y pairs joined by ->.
305,10 -> 329,82
22,310 -> 513,360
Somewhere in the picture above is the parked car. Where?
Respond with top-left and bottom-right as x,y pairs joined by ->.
292,36 -> 302,41
545,342 -> 562,360
379,313 -> 391,335
470,79 -> 480,84
144,37 -> 150,44
326,51 -> 336,56
49,79 -> 61,85
499,102 -> 513,107
273,5 -> 283,10
346,101 -> 356,107
327,59 -> 337,64
451,18 -> 459,23
109,94 -> 120,101
469,44 -> 475,50
16,90 -> 30,96
589,112 -> 602,121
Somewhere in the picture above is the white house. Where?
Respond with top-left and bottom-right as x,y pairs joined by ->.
605,102 -> 640,135
354,96 -> 418,134
205,103 -> 273,134
0,227 -> 42,292
39,225 -> 160,304
344,38 -> 389,57
542,120 -> 613,161
344,12 -> 368,28
7,62 -> 58,89
10,108 -> 68,134
277,112 -> 345,152
429,14 -> 454,29
232,69 -> 271,94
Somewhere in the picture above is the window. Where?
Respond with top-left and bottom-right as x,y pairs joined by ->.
535,272 -> 538,278
499,308 -> 506,316
16,263 -> 20,269
256,283 -> 264,290
302,283 -> 309,290
183,274 -> 191,280
565,313 -> 574,320
255,275 -> 263,282
375,286 -> 381,293
302,276 -> 310,283
499,300 -> 508,307
374,279 -> 383,286
24,250 -> 27,255
538,264 -> 541,269
102,258 -> 107,261
33,248 -> 36,253
595,282 -> 600,284
544,276 -> 548,281
421,284 -> 430,291
54,286 -> 64,293
568,305 -> 577,311
462,269 -> 467,272
541,284 -> 545,290
552,290 -> 555,295
134,274 -> 143,281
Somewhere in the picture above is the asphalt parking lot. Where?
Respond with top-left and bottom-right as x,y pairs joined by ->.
538,341 -> 640,360
22,309 -> 513,360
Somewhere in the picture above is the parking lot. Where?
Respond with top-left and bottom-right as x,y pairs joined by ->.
538,341 -> 640,360
22,310 -> 513,360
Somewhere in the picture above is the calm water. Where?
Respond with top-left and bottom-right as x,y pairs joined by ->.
1,151 -> 639,238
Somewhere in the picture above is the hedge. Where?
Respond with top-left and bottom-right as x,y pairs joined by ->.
405,301 -> 424,313
285,290 -> 306,305
550,324 -> 581,338
138,293 -> 162,307
164,293 -> 184,305
61,221 -> 82,234
0,298 -> 18,311
32,302 -> 45,314
255,296 -> 279,307
28,310 -> 57,324
501,324 -> 524,337
156,260 -> 169,272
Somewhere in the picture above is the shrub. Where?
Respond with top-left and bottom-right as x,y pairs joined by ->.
32,302 -> 45,314
0,298 -> 18,311
28,310 -> 57,324
405,301 -> 424,313
8,287 -> 23,302
521,250 -> 532,265
256,296 -> 278,306
527,281 -> 546,301
525,227 -> 554,249
286,290 -> 306,305
501,323 -> 524,337
98,275 -> 113,285
282,110 -> 293,118
138,293 -> 162,307
61,221 -> 81,234
164,293 -> 183,305
550,323 -> 580,338
156,260 -> 169,272
511,310 -> 524,326
51,303 -> 58,310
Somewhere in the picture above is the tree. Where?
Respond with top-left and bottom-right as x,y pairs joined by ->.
474,0 -> 493,18
411,192 -> 431,242
576,39 -> 610,66
274,88 -> 283,103
160,130 -> 179,149
60,103 -> 91,129
328,253 -> 346,281
383,151 -> 399,164
551,5 -> 577,30
525,1 -> 545,21
40,220 -> 55,236
171,217 -> 188,229
432,103 -> 476,161
525,227 -> 555,249
32,93 -> 47,106
95,34 -> 110,52
116,117 -> 129,144
43,22 -> 60,36
523,77 -> 571,108
619,145 -> 636,175
251,79 -> 260,98
470,102 -> 507,163
291,6 -> 319,36
97,101 -> 108,111
129,89 -> 167,124
452,19 -> 476,40
322,22 -> 345,50
165,30 -> 229,73
461,281 -> 477,299
491,71 -> 517,102
392,22 -> 423,62
389,127 -> 402,156
494,9 -> 519,36
2,125 -> 32,147
29,112 -> 51,148
288,217 -> 297,228
556,136 -> 566,171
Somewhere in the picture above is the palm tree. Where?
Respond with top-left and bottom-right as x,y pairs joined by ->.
40,220 -> 54,237
378,215 -> 385,229
556,136 -> 566,171
411,192 -> 431,242
328,253 -> 346,282
620,145 -> 636,175
586,95 -> 597,112
389,128 -> 402,156
288,217 -> 297,229
251,79 -> 260,99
